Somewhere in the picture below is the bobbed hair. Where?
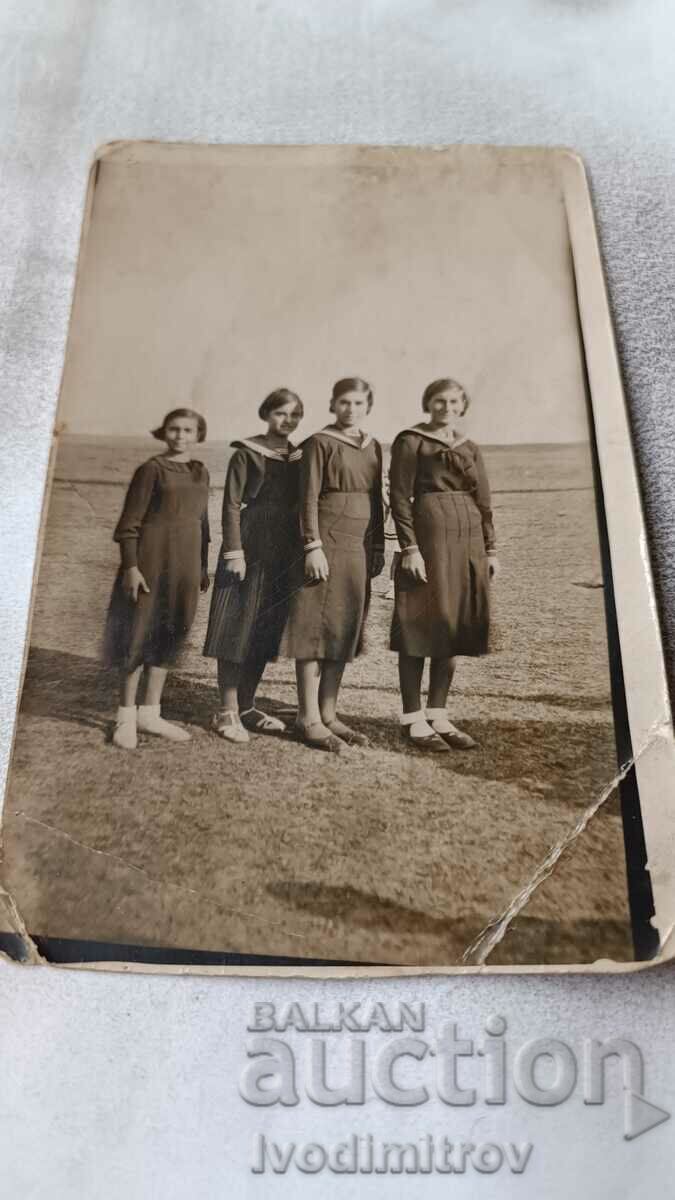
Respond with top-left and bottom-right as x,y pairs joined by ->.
151,407 -> 207,443
422,378 -> 470,416
329,376 -> 374,413
258,388 -> 304,421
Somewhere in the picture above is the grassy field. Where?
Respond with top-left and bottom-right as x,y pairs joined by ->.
1,437 -> 632,965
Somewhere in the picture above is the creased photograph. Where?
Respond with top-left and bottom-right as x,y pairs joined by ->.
1,143 -> 672,970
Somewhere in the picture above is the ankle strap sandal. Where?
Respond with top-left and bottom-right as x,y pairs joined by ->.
240,708 -> 286,734
211,709 -> 250,743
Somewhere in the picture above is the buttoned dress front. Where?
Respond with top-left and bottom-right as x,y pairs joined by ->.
389,427 -> 495,658
282,428 -> 385,662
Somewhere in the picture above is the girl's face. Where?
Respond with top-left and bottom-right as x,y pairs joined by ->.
427,386 -> 465,427
333,390 -> 370,429
163,416 -> 199,454
266,401 -> 303,438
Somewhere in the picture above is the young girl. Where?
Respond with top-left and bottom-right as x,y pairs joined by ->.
103,408 -> 211,749
283,377 -> 385,752
389,378 -> 500,751
202,388 -> 304,744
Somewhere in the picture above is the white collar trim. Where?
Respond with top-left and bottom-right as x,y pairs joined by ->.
236,437 -> 299,462
401,426 -> 468,450
320,426 -> 373,449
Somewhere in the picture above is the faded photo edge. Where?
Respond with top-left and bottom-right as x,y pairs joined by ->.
1,142 -> 673,975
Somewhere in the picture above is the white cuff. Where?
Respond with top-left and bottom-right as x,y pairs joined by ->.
486,550 -> 498,557
222,550 -> 245,560
401,710 -> 435,737
304,540 -> 323,552
401,544 -> 419,555
425,708 -> 447,720
400,710 -> 426,726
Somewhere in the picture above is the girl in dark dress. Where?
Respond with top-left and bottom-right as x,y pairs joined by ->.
283,378 -> 385,752
389,378 -> 500,751
103,408 -> 211,749
202,389 -> 304,744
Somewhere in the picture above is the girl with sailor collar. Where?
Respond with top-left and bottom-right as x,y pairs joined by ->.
203,389 -> 304,743
389,378 -> 500,751
282,377 -> 385,752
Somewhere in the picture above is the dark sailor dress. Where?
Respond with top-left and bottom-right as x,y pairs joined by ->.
282,428 -> 385,662
103,456 -> 210,671
202,438 -> 302,664
389,426 -> 496,658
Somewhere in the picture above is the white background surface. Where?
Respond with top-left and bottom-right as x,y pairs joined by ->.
2,2 -> 675,1195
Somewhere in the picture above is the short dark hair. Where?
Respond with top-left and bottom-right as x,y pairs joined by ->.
151,408 -> 207,443
258,388 -> 304,421
329,377 -> 374,413
421,378 -> 470,416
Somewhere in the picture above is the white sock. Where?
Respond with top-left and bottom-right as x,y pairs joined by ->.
113,705 -> 137,750
137,704 -> 191,742
400,709 -> 435,738
426,708 -> 456,734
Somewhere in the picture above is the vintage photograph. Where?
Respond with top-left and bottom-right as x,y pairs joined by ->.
0,143 -> 669,968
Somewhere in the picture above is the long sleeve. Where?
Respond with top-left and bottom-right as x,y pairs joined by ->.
221,450 -> 249,555
299,436 -> 326,545
114,460 -> 158,569
473,445 -> 496,552
389,434 -> 419,551
201,468 -> 211,570
370,442 -> 385,554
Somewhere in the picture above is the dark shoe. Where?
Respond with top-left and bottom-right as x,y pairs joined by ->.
293,722 -> 343,754
240,707 -> 286,735
400,727 -> 450,753
434,724 -> 477,750
325,718 -> 370,747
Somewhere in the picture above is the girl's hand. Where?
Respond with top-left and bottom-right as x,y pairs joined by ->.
223,554 -> 246,582
122,567 -> 150,602
370,550 -> 386,578
488,554 -> 501,581
401,548 -> 427,583
305,547 -> 330,583
200,569 -> 210,593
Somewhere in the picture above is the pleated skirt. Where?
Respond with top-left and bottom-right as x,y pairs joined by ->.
390,490 -> 490,657
203,505 -> 301,663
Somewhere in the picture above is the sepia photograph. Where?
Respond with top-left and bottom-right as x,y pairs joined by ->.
0,143 -> 671,969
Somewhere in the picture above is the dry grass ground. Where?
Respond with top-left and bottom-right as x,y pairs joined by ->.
1,439 -> 632,965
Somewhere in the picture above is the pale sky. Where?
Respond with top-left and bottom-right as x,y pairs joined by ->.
59,146 -> 590,445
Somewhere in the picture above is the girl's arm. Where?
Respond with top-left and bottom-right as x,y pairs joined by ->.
372,443 -> 386,555
473,446 -> 497,553
114,460 -> 158,569
370,443 -> 386,576
201,467 -> 211,567
201,467 -> 211,589
221,449 -> 248,556
389,434 -> 419,551
300,437 -> 330,582
299,436 -> 324,548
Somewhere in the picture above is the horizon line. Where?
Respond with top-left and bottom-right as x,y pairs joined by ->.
57,432 -> 591,449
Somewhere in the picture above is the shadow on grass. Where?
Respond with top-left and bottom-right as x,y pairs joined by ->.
267,879 -> 470,936
349,711 -> 619,809
19,648 -> 617,809
265,881 -> 631,964
18,646 -> 222,734
19,647 -> 117,732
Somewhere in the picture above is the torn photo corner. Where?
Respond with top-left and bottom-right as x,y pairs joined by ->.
1,142 -> 674,975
